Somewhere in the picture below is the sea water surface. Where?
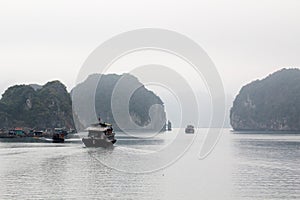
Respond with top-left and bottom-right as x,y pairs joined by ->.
0,128 -> 299,200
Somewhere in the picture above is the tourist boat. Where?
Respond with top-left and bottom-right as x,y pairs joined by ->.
52,128 -> 68,143
82,122 -> 117,148
185,125 -> 195,134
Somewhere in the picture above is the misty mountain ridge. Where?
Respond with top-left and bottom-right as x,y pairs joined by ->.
72,73 -> 166,131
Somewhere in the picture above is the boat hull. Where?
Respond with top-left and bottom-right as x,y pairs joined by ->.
185,129 -> 194,134
82,137 -> 116,148
52,138 -> 64,143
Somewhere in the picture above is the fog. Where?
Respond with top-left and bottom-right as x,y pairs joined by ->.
0,0 -> 299,127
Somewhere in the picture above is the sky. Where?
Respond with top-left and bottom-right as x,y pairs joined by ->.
0,0 -> 300,99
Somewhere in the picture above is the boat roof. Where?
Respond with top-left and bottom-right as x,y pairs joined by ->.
54,128 -> 65,130
86,126 -> 111,132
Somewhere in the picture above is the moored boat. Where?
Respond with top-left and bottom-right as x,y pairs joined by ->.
52,128 -> 68,143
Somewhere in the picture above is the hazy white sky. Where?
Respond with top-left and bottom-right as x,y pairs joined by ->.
0,0 -> 299,98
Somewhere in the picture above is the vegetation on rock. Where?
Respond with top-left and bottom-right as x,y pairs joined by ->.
0,73 -> 166,131
72,73 -> 166,131
0,81 -> 75,129
230,68 -> 300,131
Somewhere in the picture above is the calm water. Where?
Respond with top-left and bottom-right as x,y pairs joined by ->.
0,129 -> 299,200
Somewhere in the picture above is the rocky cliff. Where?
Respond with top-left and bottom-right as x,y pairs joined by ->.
72,73 -> 166,131
0,81 -> 75,129
230,68 -> 300,131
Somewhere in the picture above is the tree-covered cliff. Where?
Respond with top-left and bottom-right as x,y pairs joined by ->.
0,74 -> 166,131
72,73 -> 166,131
230,68 -> 300,131
0,81 -> 75,129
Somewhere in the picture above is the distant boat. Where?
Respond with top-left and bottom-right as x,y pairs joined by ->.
82,122 -> 117,148
9,128 -> 26,137
52,128 -> 68,143
185,125 -> 195,134
0,128 -> 26,138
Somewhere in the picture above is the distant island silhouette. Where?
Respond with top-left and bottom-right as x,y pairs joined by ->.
0,80 -> 74,130
0,73 -> 166,132
230,68 -> 300,131
1,69 -> 300,132
72,73 -> 166,131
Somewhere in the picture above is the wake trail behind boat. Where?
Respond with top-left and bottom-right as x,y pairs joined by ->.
116,145 -> 156,154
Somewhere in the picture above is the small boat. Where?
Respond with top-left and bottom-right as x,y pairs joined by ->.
185,125 -> 195,134
82,122 -> 117,148
0,128 -> 26,138
52,128 -> 68,143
